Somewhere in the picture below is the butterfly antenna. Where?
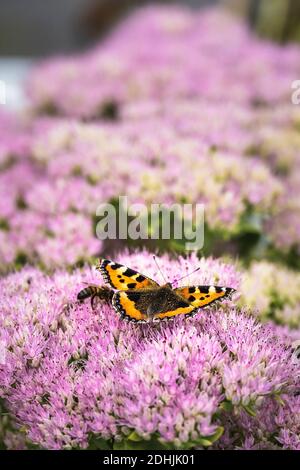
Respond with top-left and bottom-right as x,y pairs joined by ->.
153,255 -> 168,284
172,267 -> 200,285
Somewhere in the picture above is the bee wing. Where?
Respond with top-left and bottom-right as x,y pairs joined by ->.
81,281 -> 100,288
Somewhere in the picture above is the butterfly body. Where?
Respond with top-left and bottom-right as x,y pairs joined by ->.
97,259 -> 235,323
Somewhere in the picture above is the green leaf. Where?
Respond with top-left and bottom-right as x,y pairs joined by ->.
238,211 -> 263,235
274,394 -> 285,406
128,431 -> 143,442
114,436 -> 169,451
196,438 -> 213,447
88,434 -> 112,450
140,440 -> 167,450
113,440 -> 133,450
169,239 -> 188,254
114,427 -> 224,451
0,219 -> 10,231
113,440 -> 146,450
192,426 -> 224,447
159,441 -> 176,450
243,404 -> 257,417
219,401 -> 233,412
208,426 -> 224,443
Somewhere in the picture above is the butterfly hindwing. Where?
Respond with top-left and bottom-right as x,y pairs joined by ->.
112,290 -> 152,322
98,259 -> 159,291
175,285 -> 235,308
112,287 -> 197,323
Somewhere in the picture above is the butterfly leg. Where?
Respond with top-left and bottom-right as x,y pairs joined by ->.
90,294 -> 97,310
146,303 -> 157,323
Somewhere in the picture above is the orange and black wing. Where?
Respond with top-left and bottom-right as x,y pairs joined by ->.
175,285 -> 235,309
112,289 -> 198,323
98,259 -> 159,291
112,290 -> 150,322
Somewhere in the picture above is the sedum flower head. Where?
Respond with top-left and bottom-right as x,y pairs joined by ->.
0,252 -> 298,450
239,261 -> 300,328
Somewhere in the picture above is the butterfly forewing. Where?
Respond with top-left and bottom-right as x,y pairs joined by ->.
98,259 -> 159,291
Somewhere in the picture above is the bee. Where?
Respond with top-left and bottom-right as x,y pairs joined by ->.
77,284 -> 113,309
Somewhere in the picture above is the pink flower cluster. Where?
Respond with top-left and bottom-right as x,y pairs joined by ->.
0,116 -> 102,270
0,252 -> 299,450
239,260 -> 300,327
27,6 -> 300,118
0,110 -> 287,270
0,6 -> 300,268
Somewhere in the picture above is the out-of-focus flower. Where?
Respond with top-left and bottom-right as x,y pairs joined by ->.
27,7 -> 300,118
0,110 -> 285,271
0,112 -> 30,168
0,5 -> 299,267
239,261 -> 300,328
32,117 -> 283,225
264,167 -> 300,254
0,209 -> 101,271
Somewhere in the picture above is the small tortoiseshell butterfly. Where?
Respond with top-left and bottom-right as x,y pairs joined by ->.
93,258 -> 235,323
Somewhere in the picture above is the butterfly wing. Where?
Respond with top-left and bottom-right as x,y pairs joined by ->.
98,259 -> 159,291
112,288 -> 197,323
112,289 -> 155,322
175,285 -> 235,309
